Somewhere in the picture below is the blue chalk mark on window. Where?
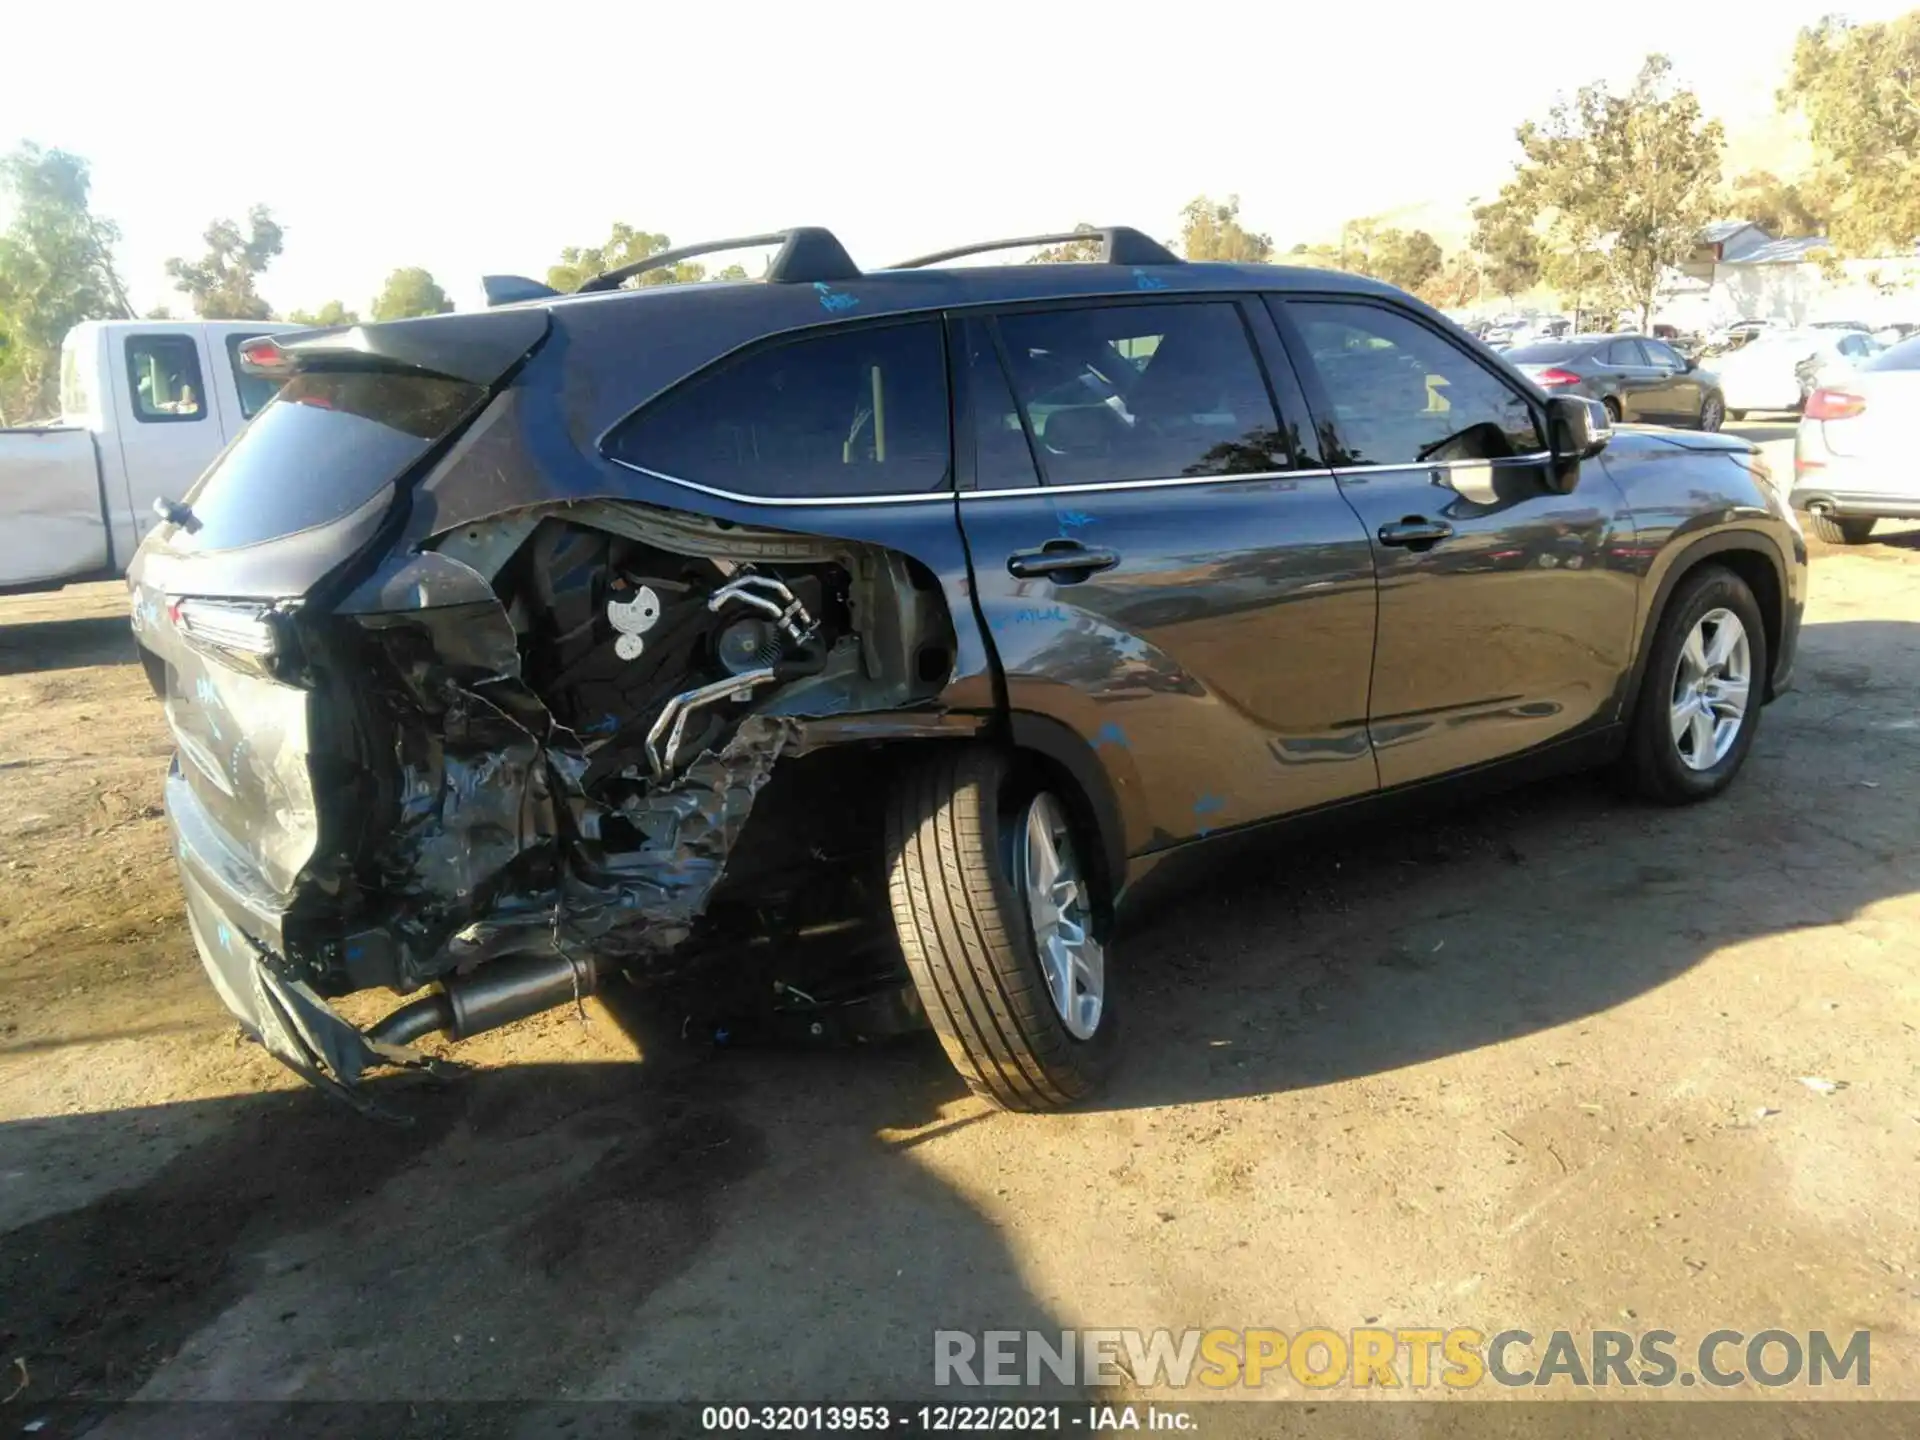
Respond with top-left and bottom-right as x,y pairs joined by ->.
347,944 -> 365,962
1133,268 -> 1169,291
1094,721 -> 1130,750
814,282 -> 859,313
1193,792 -> 1226,836
217,921 -> 232,950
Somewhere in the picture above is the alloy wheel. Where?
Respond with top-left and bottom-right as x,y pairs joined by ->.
1017,792 -> 1104,1040
1670,608 -> 1751,770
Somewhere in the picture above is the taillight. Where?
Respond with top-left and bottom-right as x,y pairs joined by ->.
237,335 -> 294,376
1534,368 -> 1580,387
1805,388 -> 1866,420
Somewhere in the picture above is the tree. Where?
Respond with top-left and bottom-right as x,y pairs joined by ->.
1726,169 -> 1832,238
1030,223 -> 1102,263
145,305 -> 174,320
371,268 -> 452,321
288,299 -> 359,327
1369,228 -> 1444,292
1503,54 -> 1724,330
546,224 -> 704,291
1178,196 -> 1273,262
165,205 -> 284,319
0,143 -> 132,422
711,263 -> 751,282
1470,196 -> 1542,301
1780,13 -> 1920,255
1421,252 -> 1484,310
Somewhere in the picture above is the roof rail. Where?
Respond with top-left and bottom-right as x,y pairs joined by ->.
887,225 -> 1182,270
572,226 -> 860,295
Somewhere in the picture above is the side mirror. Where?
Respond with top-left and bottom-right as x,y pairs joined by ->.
1683,355 -> 1698,372
1546,394 -> 1610,488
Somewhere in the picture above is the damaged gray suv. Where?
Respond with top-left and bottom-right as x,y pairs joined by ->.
128,225 -> 1805,1112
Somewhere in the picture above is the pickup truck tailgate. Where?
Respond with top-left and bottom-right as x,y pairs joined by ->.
0,427 -> 107,587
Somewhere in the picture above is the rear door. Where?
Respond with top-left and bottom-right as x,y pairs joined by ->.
1273,296 -> 1637,789
1599,338 -> 1662,421
952,296 -> 1380,854
109,328 -> 229,551
1640,338 -> 1699,424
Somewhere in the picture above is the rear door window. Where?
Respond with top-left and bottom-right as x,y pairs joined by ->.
990,301 -> 1287,485
126,335 -> 206,423
1603,339 -> 1649,366
1283,299 -> 1544,466
178,370 -> 483,551
1643,340 -> 1686,369
1864,336 -> 1920,371
606,320 -> 951,499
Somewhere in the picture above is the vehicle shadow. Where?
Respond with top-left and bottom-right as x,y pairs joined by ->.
0,1046 -> 1064,1423
0,615 -> 138,678
1069,615 -> 1919,1110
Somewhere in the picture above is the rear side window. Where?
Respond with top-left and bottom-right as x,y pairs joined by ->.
1644,340 -> 1686,368
992,302 -> 1286,485
1603,339 -> 1647,366
224,333 -> 288,418
1286,300 -> 1544,466
607,320 -> 951,499
126,335 -> 205,423
1864,336 -> 1920,371
178,371 -> 483,551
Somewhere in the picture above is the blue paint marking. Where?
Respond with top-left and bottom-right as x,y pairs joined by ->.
194,676 -> 219,707
1056,509 -> 1096,531
347,944 -> 365,961
814,282 -> 859,313
217,921 -> 232,951
1132,267 -> 1169,291
1094,721 -> 1130,750
586,714 -> 620,735
1193,792 -> 1227,836
1002,605 -> 1068,627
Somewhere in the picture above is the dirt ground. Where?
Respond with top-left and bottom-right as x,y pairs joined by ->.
3,427 -> 1917,1427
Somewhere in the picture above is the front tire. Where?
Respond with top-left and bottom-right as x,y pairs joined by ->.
886,746 -> 1116,1111
1621,565 -> 1768,805
1809,512 -> 1875,545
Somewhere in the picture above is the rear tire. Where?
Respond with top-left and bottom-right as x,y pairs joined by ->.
886,746 -> 1116,1111
1620,565 -> 1768,805
1698,392 -> 1725,431
1809,512 -> 1875,545
1603,396 -> 1623,423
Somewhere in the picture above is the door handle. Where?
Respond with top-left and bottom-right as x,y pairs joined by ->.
1377,517 -> 1453,549
1007,541 -> 1120,582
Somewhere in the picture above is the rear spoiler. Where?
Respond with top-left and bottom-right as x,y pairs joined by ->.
272,310 -> 551,387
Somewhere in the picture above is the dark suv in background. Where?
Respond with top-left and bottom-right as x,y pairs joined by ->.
128,226 -> 1805,1113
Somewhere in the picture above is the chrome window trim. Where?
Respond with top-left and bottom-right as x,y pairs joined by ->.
606,456 -> 1339,508
605,452 -> 1556,508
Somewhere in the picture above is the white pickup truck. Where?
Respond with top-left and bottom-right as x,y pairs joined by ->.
1,319 -> 298,593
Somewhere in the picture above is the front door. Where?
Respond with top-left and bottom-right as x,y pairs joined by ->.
1639,337 -> 1699,424
1598,337 -> 1665,422
1272,296 -> 1638,790
109,329 -> 227,551
952,297 -> 1380,856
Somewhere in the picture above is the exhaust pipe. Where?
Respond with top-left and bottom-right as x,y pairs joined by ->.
365,951 -> 598,1049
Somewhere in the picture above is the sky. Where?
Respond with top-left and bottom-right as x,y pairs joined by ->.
3,0 -> 1912,316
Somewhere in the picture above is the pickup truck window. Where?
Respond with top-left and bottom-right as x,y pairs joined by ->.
224,334 -> 286,419
126,335 -> 205,423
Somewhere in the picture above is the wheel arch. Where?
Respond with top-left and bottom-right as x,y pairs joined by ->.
1621,530 -> 1788,719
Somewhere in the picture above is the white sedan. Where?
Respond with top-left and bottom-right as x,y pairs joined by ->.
1716,329 -> 1883,417
1790,335 -> 1920,544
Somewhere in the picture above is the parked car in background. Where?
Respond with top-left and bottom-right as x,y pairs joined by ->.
1872,322 -> 1917,348
1505,334 -> 1725,429
0,320 -> 295,594
124,225 -> 1805,1110
1715,328 -> 1883,417
1791,335 -> 1920,544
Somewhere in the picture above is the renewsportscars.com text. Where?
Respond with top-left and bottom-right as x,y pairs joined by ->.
934,1327 -> 1871,1390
